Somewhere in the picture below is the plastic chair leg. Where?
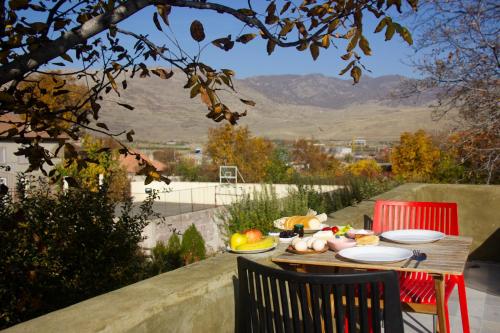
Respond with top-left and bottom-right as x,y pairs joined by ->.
457,275 -> 470,333
445,302 -> 451,333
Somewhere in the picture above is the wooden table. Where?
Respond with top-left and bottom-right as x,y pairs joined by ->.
272,236 -> 472,333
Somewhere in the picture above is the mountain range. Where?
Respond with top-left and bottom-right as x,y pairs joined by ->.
97,72 -> 450,144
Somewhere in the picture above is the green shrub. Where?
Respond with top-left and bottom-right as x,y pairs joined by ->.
0,181 -> 156,329
181,225 -> 206,265
166,233 -> 183,269
149,233 -> 183,275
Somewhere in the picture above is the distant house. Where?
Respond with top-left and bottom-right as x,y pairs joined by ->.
333,147 -> 352,159
119,150 -> 167,182
352,137 -> 367,147
0,114 -> 67,188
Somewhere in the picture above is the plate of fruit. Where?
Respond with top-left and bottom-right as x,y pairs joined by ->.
227,229 -> 277,254
287,237 -> 329,254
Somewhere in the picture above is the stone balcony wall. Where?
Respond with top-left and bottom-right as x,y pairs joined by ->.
4,183 -> 499,333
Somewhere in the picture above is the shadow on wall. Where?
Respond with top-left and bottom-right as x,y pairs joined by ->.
469,228 -> 500,263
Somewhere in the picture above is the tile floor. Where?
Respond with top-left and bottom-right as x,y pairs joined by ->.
403,261 -> 500,333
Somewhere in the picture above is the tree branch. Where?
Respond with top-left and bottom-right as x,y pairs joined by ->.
0,0 -> 359,86
0,0 -> 155,85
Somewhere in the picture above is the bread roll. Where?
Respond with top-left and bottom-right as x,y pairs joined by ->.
355,235 -> 380,246
284,216 -> 321,230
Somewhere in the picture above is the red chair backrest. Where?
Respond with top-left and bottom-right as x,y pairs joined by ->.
372,200 -> 459,235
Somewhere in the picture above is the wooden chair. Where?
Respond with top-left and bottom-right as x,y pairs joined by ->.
372,200 -> 470,333
237,256 -> 404,333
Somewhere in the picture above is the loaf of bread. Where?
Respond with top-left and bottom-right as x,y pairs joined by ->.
355,235 -> 380,246
284,216 -> 321,230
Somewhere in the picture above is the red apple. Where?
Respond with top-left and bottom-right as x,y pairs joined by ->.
243,229 -> 263,243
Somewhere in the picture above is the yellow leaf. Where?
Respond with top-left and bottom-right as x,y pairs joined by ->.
190,83 -> 201,98
359,36 -> 372,55
347,31 -> 360,52
321,35 -> 330,48
279,21 -> 294,36
106,72 -> 119,95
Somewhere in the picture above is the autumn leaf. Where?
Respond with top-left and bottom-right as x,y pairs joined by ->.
359,36 -> 372,55
236,33 -> 256,44
96,123 -> 109,130
190,83 -> 201,98
212,37 -> 234,51
385,23 -> 395,41
328,19 -> 340,33
374,17 -> 388,33
117,102 -> 134,110
267,39 -> 276,55
222,69 -> 235,77
339,60 -> 355,75
157,5 -> 171,26
240,99 -> 256,106
60,53 -> 73,63
190,20 -> 205,42
321,35 -> 330,48
199,86 -> 212,106
279,21 -> 294,36
153,12 -> 162,32
106,72 -> 119,96
347,31 -> 360,52
310,43 -> 319,60
126,130 -> 135,142
350,66 -> 362,84
280,1 -> 291,15
152,68 -> 174,79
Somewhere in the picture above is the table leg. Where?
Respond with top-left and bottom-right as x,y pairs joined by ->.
433,274 -> 447,333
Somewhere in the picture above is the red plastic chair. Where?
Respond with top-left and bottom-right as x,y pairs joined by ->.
372,200 -> 470,333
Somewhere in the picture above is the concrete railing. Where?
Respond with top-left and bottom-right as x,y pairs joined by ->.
130,181 -> 338,205
4,183 -> 499,333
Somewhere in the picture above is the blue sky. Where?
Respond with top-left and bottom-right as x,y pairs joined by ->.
34,1 -> 420,79
114,2 -> 420,79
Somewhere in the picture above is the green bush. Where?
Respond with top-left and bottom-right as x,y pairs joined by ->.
181,225 -> 206,265
166,233 -> 183,268
220,186 -> 286,238
149,233 -> 183,275
0,181 -> 157,329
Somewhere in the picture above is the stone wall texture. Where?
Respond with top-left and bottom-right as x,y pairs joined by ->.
140,207 -> 227,254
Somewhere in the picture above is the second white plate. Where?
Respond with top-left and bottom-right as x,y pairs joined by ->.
338,246 -> 412,264
381,229 -> 445,244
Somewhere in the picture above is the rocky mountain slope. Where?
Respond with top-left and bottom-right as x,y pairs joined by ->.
97,72 -> 448,143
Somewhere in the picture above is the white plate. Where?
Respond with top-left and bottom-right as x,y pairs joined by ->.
338,246 -> 413,264
381,229 -> 445,244
226,244 -> 277,254
279,235 -> 298,243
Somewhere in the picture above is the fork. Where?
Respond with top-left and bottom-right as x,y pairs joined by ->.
414,251 -> 427,268
402,250 -> 420,268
